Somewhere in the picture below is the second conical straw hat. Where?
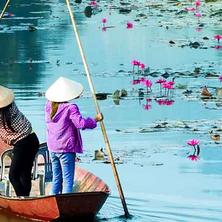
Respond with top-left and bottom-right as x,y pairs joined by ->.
45,77 -> 84,102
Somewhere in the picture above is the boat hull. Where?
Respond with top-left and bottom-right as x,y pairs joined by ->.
0,143 -> 110,221
0,190 -> 109,221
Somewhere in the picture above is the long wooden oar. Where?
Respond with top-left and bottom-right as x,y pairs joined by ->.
0,0 -> 10,19
65,0 -> 130,217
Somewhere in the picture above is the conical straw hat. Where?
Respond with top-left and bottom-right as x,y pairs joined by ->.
46,77 -> 84,102
0,85 -> 14,108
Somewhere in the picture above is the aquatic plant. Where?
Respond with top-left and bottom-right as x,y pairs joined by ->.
195,12 -> 202,18
185,7 -> 196,12
89,0 -> 97,7
155,78 -> 166,94
132,79 -> 140,85
218,75 -> 222,82
214,34 -> 222,43
187,139 -> 199,146
215,45 -> 222,50
131,60 -> 141,75
143,98 -> 152,110
126,22 -> 133,29
143,103 -> 151,110
140,63 -> 145,71
141,79 -> 152,93
186,139 -> 200,161
162,82 -> 174,97
102,18 -> 107,24
155,99 -> 174,106
195,0 -> 201,9
187,154 -> 199,161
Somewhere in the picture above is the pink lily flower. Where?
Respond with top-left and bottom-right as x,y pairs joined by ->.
126,22 -> 133,29
139,77 -> 146,82
140,63 -> 145,70
185,7 -> 196,12
214,35 -> 222,43
102,18 -> 107,24
218,75 -> 222,82
215,45 -> 222,50
167,80 -> 175,86
162,82 -> 174,89
143,79 -> 152,88
155,99 -> 165,105
89,0 -> 97,7
195,12 -> 202,18
131,60 -> 140,66
102,27 -> 107,32
187,139 -> 199,146
132,79 -> 140,85
156,78 -> 166,84
187,154 -> 199,161
143,104 -> 151,110
165,99 -> 174,106
195,0 -> 201,8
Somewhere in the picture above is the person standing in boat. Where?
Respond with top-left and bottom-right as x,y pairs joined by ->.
0,85 -> 39,197
45,77 -> 103,195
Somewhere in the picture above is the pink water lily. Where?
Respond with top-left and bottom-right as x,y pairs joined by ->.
162,82 -> 174,89
214,35 -> 222,43
132,79 -> 141,85
89,0 -> 97,6
156,78 -> 166,84
215,45 -> 222,50
161,82 -> 174,96
195,0 -> 201,8
126,22 -> 133,29
131,60 -> 140,66
195,12 -> 202,18
143,104 -> 151,110
186,139 -> 200,161
187,154 -> 199,161
102,18 -> 107,24
140,77 -> 146,82
165,99 -> 174,105
140,63 -> 145,70
185,7 -> 196,12
143,79 -> 152,88
155,99 -> 174,106
187,139 -> 199,146
218,75 -> 222,82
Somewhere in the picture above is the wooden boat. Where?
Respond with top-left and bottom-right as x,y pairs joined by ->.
0,143 -> 110,221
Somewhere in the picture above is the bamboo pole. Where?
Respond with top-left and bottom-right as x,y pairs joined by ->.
0,0 -> 10,20
65,0 -> 130,217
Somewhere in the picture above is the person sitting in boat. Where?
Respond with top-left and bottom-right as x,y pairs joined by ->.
45,77 -> 103,195
0,85 -> 39,197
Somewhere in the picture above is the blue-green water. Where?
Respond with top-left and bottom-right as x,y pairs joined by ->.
0,0 -> 222,221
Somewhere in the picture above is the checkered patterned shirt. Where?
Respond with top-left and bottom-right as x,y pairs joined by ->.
0,102 -> 32,145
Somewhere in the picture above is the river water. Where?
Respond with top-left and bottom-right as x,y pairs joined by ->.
0,0 -> 222,221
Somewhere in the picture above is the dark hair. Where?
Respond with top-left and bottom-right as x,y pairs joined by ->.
0,103 -> 15,132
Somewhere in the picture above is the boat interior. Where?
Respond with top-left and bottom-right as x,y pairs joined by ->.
0,143 -> 110,198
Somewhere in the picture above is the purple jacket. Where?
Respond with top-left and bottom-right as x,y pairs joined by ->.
45,101 -> 97,153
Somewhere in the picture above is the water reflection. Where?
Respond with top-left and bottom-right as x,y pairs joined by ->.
0,0 -> 222,221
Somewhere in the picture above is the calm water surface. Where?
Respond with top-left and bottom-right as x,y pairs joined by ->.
0,0 -> 222,221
